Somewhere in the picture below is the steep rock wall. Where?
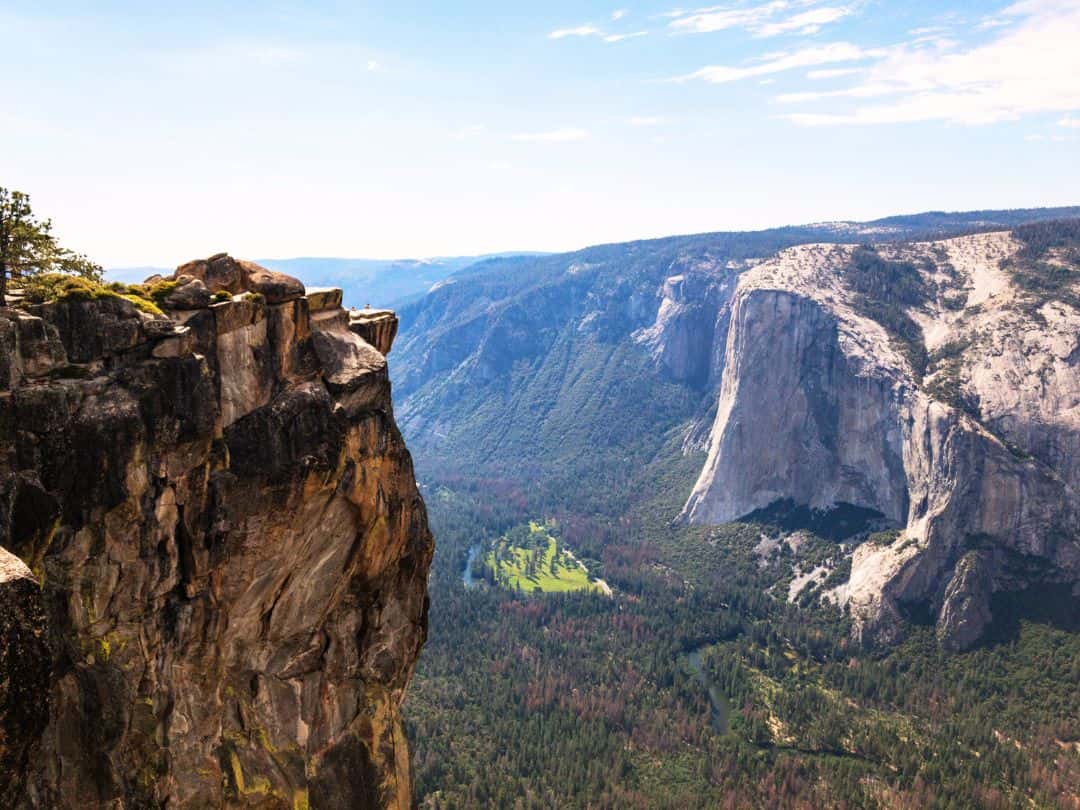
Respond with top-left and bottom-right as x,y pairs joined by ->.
683,237 -> 1080,650
0,258 -> 432,808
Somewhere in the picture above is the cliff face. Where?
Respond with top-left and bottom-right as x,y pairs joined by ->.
682,232 -> 1080,650
0,255 -> 433,808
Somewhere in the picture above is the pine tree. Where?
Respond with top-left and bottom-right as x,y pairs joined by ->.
0,187 -> 100,305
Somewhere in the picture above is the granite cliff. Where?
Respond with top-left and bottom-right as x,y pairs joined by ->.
0,254 -> 432,808
393,209 -> 1079,653
681,226 -> 1080,650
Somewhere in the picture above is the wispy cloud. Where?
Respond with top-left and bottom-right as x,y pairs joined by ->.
668,2 -> 788,34
667,2 -> 856,37
673,42 -> 878,83
628,116 -> 663,126
549,21 -> 648,42
549,24 -> 603,39
781,0 -> 1080,126
511,128 -> 589,143
612,9 -> 628,21
755,6 -> 854,37
1060,115 -> 1080,128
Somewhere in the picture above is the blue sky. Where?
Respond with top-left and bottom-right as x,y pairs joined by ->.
2,0 -> 1078,265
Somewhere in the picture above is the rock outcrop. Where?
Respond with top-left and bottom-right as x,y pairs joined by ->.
682,231 -> 1080,650
0,256 -> 433,808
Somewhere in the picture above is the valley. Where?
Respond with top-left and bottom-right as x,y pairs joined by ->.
398,208 -> 1080,808
8,3 -> 1080,806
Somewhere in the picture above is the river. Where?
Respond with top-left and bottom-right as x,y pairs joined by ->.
685,646 -> 731,734
462,544 -> 482,589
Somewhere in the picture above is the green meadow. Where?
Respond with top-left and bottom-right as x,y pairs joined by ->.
483,521 -> 603,595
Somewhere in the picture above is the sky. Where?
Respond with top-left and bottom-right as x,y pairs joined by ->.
2,0 -> 1079,266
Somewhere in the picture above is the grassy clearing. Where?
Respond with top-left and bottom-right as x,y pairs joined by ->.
484,522 -> 602,594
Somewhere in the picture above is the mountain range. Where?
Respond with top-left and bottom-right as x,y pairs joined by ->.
393,206 -> 1080,651
107,253 -> 542,310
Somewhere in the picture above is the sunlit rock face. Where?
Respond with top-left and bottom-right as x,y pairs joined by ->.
683,233 -> 1080,651
0,256 -> 432,809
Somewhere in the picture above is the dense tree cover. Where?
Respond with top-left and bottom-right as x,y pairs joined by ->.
405,466 -> 1080,809
1004,219 -> 1080,313
843,245 -> 932,380
398,213 -> 1080,808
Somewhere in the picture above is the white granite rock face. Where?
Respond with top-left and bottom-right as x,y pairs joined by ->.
683,234 -> 1080,649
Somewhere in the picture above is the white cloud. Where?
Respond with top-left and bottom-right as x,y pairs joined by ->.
782,0 -> 1080,126
366,59 -> 381,71
908,25 -> 949,36
1060,115 -> 1080,128
673,41 -> 878,83
511,128 -> 589,143
754,6 -> 854,37
628,116 -> 663,126
550,16 -> 645,42
668,2 -> 788,34
549,25 -> 603,39
667,2 -> 855,37
612,9 -> 628,21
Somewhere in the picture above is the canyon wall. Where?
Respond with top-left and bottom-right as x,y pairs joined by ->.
682,234 -> 1080,650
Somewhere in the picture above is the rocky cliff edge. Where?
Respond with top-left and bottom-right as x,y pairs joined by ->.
0,254 -> 432,808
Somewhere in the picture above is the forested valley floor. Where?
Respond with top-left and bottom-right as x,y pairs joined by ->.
404,459 -> 1080,810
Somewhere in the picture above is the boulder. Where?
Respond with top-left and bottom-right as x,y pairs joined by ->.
175,253 -> 246,295
241,260 -> 305,304
173,254 -> 305,304
311,327 -> 389,414
160,279 -> 212,310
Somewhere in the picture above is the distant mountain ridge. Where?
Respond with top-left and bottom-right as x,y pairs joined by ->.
107,252 -> 544,310
392,205 -> 1080,649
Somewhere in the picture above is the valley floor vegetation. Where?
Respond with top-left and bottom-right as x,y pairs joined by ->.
405,457 -> 1079,809
473,520 -> 606,595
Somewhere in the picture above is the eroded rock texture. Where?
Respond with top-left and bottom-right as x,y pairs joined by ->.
683,231 -> 1080,650
0,256 -> 431,808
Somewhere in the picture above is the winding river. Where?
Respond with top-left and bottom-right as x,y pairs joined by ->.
462,544 -> 482,589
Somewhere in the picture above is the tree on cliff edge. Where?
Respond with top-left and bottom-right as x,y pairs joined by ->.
0,187 -> 101,305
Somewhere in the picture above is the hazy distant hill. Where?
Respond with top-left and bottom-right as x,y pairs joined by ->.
107,253 -> 542,309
